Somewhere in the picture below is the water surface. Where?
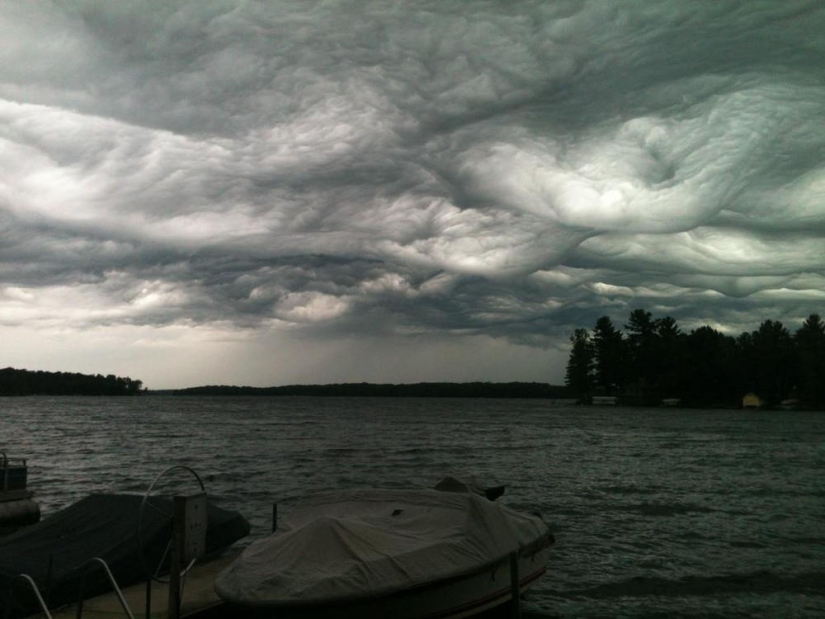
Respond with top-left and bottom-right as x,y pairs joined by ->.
2,396 -> 823,617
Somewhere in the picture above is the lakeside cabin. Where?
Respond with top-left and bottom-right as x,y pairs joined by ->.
742,392 -> 763,409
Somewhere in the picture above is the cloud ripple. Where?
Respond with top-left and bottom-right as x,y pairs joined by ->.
1,0 -> 824,382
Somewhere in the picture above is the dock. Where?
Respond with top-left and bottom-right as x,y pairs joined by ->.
39,553 -> 236,619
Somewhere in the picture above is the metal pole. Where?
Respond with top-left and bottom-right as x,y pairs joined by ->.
145,580 -> 152,619
18,575 -> 53,619
4,583 -> 13,619
45,555 -> 54,607
89,558 -> 135,619
75,566 -> 88,619
509,551 -> 521,619
167,498 -> 184,619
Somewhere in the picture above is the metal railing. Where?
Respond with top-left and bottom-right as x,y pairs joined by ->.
75,557 -> 135,619
1,453 -> 27,493
1,452 -> 8,493
16,574 -> 53,619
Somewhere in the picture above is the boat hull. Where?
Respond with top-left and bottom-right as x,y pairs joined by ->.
223,533 -> 554,619
1,457 -> 40,533
0,492 -> 40,531
216,486 -> 555,619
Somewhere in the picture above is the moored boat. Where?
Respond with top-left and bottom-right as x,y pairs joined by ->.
0,454 -> 40,535
215,481 -> 555,618
0,493 -> 250,619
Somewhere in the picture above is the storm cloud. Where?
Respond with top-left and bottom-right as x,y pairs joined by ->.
2,1 -> 824,387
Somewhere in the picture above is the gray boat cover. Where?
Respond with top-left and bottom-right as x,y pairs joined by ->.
215,488 -> 550,607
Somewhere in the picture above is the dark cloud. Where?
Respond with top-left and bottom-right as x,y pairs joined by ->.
1,0 -> 824,386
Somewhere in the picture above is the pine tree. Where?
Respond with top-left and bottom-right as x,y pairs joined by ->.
565,328 -> 594,403
592,316 -> 625,397
795,314 -> 825,409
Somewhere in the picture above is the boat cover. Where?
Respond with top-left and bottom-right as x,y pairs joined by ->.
0,493 -> 250,619
215,488 -> 550,607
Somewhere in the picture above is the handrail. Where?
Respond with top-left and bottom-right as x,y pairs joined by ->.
17,574 -> 54,619
75,557 -> 135,619
1,453 -> 27,493
138,465 -> 204,584
0,453 -> 27,467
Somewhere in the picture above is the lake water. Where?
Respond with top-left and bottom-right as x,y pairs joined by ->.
2,396 -> 824,618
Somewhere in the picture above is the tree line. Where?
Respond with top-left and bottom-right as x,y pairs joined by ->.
172,382 -> 570,398
565,311 -> 825,409
0,367 -> 144,396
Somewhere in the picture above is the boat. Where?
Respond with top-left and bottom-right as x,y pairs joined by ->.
0,493 -> 250,619
214,479 -> 555,618
0,454 -> 40,535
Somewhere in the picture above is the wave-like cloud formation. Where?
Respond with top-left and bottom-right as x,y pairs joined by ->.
2,0 -> 824,381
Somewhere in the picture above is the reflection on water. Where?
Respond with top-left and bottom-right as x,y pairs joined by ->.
2,396 -> 824,618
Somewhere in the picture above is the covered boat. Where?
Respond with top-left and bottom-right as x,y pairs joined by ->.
215,484 -> 554,618
0,454 -> 40,534
0,493 -> 250,619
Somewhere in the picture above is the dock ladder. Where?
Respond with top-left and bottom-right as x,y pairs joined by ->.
12,557 -> 134,619
14,574 -> 53,619
75,557 -> 135,619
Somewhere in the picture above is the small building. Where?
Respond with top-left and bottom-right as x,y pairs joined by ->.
742,392 -> 763,409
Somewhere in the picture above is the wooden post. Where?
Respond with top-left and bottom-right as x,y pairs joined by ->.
167,498 -> 185,619
4,584 -> 12,619
45,554 -> 54,607
75,566 -> 88,619
144,580 -> 152,619
509,551 -> 521,619
272,503 -> 278,533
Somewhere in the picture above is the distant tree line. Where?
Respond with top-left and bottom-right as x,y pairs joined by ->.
0,367 -> 144,396
172,382 -> 570,399
565,311 -> 825,409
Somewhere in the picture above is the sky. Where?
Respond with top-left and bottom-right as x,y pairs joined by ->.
1,0 -> 824,389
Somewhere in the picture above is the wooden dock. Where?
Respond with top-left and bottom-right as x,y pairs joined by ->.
41,553 -> 236,619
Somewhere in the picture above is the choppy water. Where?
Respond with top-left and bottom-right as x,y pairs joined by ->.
2,396 -> 824,618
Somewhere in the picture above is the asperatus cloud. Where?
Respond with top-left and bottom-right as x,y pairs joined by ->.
1,1 -> 823,387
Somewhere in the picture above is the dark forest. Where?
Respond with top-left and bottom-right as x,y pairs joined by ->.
565,310 -> 825,409
0,368 -> 144,396
171,382 -> 569,399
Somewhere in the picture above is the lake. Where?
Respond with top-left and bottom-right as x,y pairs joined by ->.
2,396 -> 823,617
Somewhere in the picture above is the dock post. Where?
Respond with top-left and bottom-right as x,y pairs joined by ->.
167,498 -> 184,619
509,551 -> 521,619
45,554 -> 54,606
272,503 -> 278,533
4,584 -> 12,619
144,580 -> 151,619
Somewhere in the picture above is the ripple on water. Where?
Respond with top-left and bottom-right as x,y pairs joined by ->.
2,397 -> 824,618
